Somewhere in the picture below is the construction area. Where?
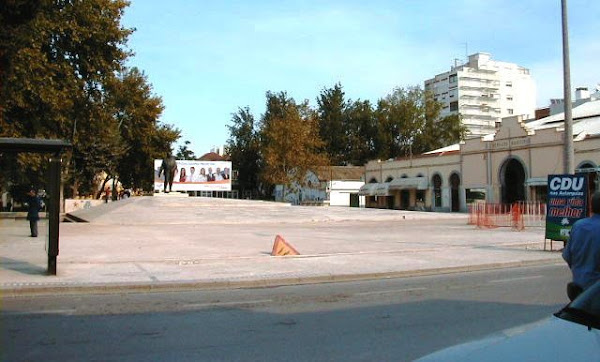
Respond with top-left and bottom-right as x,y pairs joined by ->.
0,196 -> 564,296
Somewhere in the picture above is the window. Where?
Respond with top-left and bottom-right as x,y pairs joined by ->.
450,101 -> 458,111
449,74 -> 457,84
505,81 -> 512,87
507,109 -> 514,115
506,95 -> 513,101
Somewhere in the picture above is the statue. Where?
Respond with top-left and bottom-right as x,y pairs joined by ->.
158,153 -> 177,193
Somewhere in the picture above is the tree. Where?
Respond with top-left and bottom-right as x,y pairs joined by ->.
260,92 -> 327,196
375,86 -> 427,160
344,99 -> 377,165
1,0 -> 132,193
226,107 -> 261,196
316,83 -> 348,165
412,89 -> 466,155
176,140 -> 196,160
106,67 -> 179,191
373,86 -> 465,160
0,1 -> 179,195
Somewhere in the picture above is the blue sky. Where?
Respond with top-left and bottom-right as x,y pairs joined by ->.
122,0 -> 600,156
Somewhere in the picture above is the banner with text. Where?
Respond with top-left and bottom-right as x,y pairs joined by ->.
545,174 -> 588,241
154,159 -> 232,192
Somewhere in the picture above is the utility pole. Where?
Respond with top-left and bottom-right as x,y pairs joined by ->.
561,0 -> 575,174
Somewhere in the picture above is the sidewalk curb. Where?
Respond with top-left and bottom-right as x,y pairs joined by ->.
0,258 -> 563,297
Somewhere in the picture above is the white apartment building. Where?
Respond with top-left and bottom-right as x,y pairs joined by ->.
425,52 -> 536,137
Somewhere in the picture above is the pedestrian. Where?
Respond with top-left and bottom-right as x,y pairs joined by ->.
562,191 -> 600,300
26,188 -> 42,237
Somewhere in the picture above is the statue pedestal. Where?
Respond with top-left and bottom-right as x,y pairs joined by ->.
153,191 -> 189,198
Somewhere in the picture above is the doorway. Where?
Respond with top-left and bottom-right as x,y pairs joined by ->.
500,158 -> 526,204
449,173 -> 460,212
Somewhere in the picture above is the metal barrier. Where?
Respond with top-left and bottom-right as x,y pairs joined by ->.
468,201 -> 546,230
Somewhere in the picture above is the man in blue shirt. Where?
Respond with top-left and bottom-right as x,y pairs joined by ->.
563,191 -> 600,300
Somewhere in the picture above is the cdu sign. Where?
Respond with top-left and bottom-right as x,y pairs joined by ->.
545,174 -> 588,241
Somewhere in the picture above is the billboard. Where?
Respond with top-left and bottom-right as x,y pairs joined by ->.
545,174 -> 588,241
154,159 -> 232,192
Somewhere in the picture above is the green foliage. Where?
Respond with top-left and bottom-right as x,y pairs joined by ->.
413,113 -> 466,155
260,92 -> 327,192
176,140 -> 197,160
344,99 -> 377,165
317,83 -> 348,164
0,1 -> 179,195
227,85 -> 465,199
107,67 -> 179,190
226,107 -> 260,195
375,87 -> 424,159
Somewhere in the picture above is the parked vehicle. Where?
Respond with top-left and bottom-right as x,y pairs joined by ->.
416,281 -> 600,361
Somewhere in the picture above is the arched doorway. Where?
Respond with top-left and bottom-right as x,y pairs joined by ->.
385,176 -> 395,209
577,162 -> 595,170
398,175 -> 408,209
500,158 -> 526,204
432,174 -> 442,208
449,173 -> 460,212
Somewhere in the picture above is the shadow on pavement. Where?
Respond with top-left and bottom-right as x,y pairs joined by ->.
0,256 -> 47,276
2,297 -> 564,361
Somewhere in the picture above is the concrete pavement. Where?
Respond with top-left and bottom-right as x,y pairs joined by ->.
0,196 -> 565,296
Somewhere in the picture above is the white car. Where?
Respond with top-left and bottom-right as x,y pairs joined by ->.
416,281 -> 600,361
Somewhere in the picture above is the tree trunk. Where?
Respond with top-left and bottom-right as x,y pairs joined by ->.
96,174 -> 111,199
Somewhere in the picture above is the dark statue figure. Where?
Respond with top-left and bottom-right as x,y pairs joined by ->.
158,154 -> 177,193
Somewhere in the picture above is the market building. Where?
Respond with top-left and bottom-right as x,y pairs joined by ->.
360,98 -> 600,212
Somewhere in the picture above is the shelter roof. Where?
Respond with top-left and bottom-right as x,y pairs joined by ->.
0,137 -> 71,153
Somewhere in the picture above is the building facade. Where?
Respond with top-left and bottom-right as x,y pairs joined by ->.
425,53 -> 536,137
274,166 -> 365,207
361,100 -> 600,212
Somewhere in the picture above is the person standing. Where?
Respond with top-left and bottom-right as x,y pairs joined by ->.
563,191 -> 600,300
188,167 -> 197,183
26,188 -> 42,237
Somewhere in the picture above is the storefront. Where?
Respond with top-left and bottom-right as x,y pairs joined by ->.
363,100 -> 600,212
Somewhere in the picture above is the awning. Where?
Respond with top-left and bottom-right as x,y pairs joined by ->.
358,183 -> 378,196
358,183 -> 392,196
525,177 -> 547,186
375,183 -> 391,196
389,177 -> 429,190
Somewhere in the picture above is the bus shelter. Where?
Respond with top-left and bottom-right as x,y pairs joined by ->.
0,138 -> 71,275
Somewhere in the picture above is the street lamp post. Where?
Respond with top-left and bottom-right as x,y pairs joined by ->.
562,0 -> 575,174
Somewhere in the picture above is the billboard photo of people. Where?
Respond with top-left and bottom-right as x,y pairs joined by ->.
154,160 -> 232,192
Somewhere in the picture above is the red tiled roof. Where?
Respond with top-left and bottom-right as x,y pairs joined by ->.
198,152 -> 229,161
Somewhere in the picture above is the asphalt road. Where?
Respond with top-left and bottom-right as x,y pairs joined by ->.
2,263 -> 571,361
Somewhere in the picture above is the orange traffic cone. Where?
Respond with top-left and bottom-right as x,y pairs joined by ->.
271,235 -> 300,256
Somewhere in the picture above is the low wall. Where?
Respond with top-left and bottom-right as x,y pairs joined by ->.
65,199 -> 106,213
